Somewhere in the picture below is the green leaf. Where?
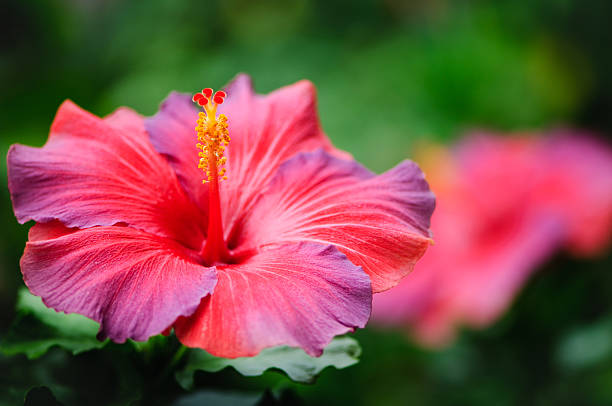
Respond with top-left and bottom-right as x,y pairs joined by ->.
0,288 -> 107,359
556,317 -> 612,370
176,336 -> 361,388
172,390 -> 262,406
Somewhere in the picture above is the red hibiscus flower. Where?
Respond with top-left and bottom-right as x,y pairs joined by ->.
8,75 -> 434,357
372,132 -> 612,347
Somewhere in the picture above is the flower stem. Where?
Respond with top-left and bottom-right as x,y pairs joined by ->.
157,345 -> 189,386
169,345 -> 188,370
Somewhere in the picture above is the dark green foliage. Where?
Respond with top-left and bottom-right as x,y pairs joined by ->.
1,289 -> 107,359
24,387 -> 64,406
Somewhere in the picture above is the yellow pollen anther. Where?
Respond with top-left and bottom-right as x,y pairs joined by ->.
192,89 -> 230,183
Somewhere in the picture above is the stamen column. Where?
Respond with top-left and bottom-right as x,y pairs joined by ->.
193,88 -> 231,264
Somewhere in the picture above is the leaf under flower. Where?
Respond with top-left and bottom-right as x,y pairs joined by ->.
0,289 -> 106,359
176,336 -> 361,388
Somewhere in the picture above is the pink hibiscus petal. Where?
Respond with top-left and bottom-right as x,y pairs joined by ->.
7,101 -> 205,250
145,75 -> 350,240
143,92 -> 202,207
174,242 -> 371,358
103,106 -> 148,135
22,222 -> 217,342
238,149 -> 435,293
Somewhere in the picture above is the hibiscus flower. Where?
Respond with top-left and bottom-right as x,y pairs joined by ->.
372,132 -> 612,347
8,75 -> 434,357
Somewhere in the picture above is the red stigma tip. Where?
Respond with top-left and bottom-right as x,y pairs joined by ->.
198,97 -> 209,106
215,91 -> 227,99
193,93 -> 204,102
213,96 -> 224,105
203,88 -> 213,98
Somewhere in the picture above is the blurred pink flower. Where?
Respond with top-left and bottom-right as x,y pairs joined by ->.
373,132 -> 612,347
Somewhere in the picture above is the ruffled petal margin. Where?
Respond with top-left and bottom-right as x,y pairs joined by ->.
21,222 -> 217,342
174,242 -> 371,358
239,150 -> 435,292
8,101 -> 205,250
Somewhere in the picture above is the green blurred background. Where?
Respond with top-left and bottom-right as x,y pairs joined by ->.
1,0 -> 612,404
